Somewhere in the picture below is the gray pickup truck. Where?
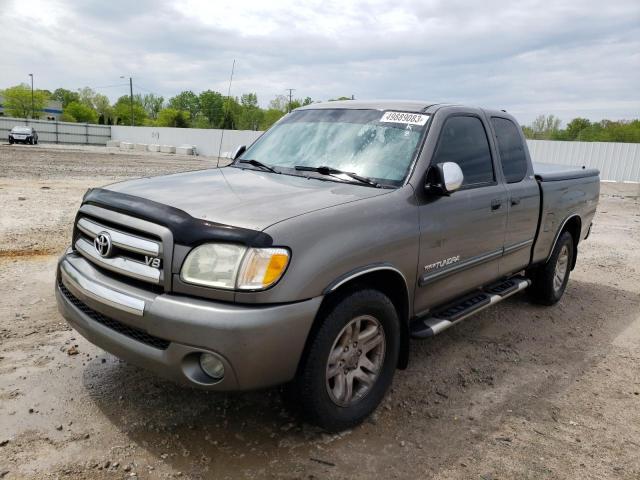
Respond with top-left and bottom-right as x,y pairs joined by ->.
56,100 -> 599,431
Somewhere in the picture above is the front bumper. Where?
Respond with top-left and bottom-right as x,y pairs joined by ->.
55,250 -> 322,391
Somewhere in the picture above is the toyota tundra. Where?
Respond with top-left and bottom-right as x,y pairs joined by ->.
55,101 -> 599,431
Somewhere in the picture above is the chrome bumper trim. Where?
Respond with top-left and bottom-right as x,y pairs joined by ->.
60,259 -> 146,316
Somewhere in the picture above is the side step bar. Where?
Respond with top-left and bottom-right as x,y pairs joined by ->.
410,277 -> 531,338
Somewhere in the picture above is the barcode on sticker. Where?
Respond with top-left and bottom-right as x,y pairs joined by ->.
380,111 -> 429,126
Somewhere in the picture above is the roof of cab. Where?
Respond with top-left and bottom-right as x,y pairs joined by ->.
295,99 -> 441,113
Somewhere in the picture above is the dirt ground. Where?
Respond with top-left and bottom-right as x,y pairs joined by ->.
1,144 -> 639,479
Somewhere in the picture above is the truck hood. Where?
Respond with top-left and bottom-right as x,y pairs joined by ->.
105,166 -> 390,231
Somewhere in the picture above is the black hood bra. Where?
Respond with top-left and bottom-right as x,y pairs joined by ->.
82,188 -> 274,248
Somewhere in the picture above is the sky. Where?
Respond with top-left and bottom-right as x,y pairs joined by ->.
1,0 -> 639,125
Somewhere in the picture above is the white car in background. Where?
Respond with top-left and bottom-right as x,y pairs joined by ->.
9,126 -> 38,145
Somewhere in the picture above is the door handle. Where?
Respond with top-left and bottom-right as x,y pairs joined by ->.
491,199 -> 502,211
510,197 -> 521,206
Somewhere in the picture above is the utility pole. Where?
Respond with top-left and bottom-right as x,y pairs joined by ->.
129,77 -> 134,125
120,76 -> 134,125
28,73 -> 34,118
286,88 -> 295,113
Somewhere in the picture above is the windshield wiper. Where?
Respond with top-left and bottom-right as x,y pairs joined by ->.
294,165 -> 381,188
238,159 -> 280,174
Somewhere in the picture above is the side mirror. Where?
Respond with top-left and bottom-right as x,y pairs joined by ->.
232,145 -> 247,160
425,162 -> 464,195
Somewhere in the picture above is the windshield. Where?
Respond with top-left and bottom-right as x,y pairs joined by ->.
238,109 -> 430,186
12,127 -> 31,133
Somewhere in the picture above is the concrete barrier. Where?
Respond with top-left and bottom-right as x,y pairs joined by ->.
160,145 -> 176,153
148,144 -> 160,152
120,142 -> 133,150
134,143 -> 148,152
176,145 -> 194,155
111,126 -> 262,158
106,140 -> 120,148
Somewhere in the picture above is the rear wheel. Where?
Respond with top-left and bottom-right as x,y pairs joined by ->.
289,289 -> 400,432
530,231 -> 574,305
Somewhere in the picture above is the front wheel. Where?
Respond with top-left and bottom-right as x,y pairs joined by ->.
290,289 -> 400,432
529,231 -> 574,305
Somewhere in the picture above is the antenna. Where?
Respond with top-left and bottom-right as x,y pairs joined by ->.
217,59 -> 236,167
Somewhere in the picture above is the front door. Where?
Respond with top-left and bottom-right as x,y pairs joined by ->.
414,114 -> 508,315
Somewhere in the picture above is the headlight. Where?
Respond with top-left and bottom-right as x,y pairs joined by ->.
180,244 -> 290,291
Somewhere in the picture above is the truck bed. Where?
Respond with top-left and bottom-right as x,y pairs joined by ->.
530,163 -> 600,265
533,162 -> 600,182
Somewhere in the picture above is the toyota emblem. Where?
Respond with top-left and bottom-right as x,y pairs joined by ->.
94,232 -> 113,258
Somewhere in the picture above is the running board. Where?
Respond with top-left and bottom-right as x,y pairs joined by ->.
410,277 -> 531,338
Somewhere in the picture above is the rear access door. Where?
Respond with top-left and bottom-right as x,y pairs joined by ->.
489,115 -> 540,276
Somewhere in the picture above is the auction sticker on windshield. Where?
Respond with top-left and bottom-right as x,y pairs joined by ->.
380,111 -> 429,126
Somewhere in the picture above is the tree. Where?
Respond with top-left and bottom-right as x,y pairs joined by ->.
52,88 -> 80,108
63,101 -> 99,123
77,87 -> 98,109
199,90 -> 224,126
528,114 -> 561,139
238,93 -> 263,130
269,94 -> 289,112
113,95 -> 147,125
260,109 -> 285,130
93,94 -> 113,124
564,118 -> 591,140
156,108 -> 189,127
220,96 -> 242,129
1,84 -> 49,118
168,90 -> 199,120
138,93 -> 164,120
301,96 -> 314,106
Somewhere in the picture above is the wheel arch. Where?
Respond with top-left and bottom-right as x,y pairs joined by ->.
305,265 -> 412,371
548,214 -> 581,270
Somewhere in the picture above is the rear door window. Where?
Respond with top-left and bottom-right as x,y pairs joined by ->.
432,116 -> 494,187
491,117 -> 528,183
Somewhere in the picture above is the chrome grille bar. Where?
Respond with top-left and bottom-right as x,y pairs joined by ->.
77,217 -> 160,257
75,237 -> 161,284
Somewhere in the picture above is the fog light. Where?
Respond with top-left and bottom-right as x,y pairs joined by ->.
199,353 -> 225,380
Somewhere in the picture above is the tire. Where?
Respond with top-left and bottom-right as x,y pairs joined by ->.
9,139 -> 13,145
529,231 -> 574,305
289,289 -> 400,432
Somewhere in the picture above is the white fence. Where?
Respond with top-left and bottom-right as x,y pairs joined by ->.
527,139 -> 640,182
30,120 -> 634,182
0,116 -> 110,145
111,126 -> 262,157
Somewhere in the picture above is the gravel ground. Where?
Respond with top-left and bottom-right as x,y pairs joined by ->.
1,144 -> 639,479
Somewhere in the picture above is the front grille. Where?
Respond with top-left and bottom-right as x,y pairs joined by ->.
74,214 -> 164,287
59,280 -> 170,350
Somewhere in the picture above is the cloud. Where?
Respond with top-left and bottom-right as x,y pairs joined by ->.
1,0 -> 638,124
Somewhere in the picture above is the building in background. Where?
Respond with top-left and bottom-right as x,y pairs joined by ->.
0,95 -> 63,120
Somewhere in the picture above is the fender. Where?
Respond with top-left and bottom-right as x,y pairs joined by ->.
545,213 -> 581,264
323,263 -> 409,298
